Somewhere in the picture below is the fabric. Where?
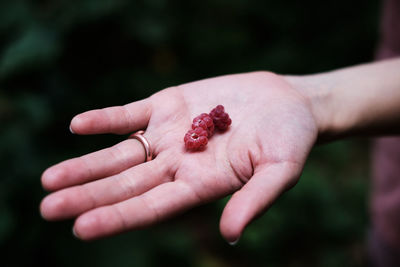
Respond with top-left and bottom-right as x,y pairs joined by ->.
368,228 -> 400,267
370,0 -> 400,265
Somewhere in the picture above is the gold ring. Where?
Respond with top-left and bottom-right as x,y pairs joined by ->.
129,130 -> 153,162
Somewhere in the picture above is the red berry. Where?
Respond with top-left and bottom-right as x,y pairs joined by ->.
192,113 -> 214,137
209,105 -> 232,131
184,127 -> 208,150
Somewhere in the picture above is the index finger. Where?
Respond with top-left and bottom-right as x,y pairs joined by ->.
70,99 -> 152,135
73,180 -> 200,240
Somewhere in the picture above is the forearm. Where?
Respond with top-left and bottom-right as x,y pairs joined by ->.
287,58 -> 400,142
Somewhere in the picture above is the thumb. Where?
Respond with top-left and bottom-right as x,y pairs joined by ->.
219,162 -> 301,244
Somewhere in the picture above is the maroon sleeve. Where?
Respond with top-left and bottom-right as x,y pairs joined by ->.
371,0 -> 400,258
375,0 -> 400,59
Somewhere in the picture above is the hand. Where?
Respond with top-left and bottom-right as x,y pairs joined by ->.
40,71 -> 318,242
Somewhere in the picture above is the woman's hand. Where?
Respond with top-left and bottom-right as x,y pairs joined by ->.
40,71 -> 318,242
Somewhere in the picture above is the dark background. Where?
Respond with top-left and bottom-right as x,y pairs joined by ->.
0,0 -> 380,266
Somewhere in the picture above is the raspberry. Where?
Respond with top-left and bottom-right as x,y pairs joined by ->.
184,127 -> 208,150
192,113 -> 214,137
183,105 -> 232,150
209,105 -> 232,131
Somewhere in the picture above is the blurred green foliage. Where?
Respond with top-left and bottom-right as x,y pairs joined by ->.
0,0 -> 379,266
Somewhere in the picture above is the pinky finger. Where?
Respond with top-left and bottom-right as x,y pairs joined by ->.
70,99 -> 152,135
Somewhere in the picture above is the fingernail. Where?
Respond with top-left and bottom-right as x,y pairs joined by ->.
69,125 -> 75,134
72,227 -> 79,239
228,237 -> 240,246
39,205 -> 45,220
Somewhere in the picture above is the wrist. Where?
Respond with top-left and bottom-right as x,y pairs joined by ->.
286,58 -> 400,141
284,73 -> 341,142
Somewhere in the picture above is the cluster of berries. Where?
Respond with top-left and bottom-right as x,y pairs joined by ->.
184,105 -> 232,150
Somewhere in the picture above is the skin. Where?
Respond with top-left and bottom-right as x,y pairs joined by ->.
40,58 -> 400,242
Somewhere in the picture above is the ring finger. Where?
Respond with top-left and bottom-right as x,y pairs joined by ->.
41,136 -> 155,191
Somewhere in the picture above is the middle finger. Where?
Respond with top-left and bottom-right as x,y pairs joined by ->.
40,154 -> 173,220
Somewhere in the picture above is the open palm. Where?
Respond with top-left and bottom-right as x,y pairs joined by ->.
40,72 -> 318,242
